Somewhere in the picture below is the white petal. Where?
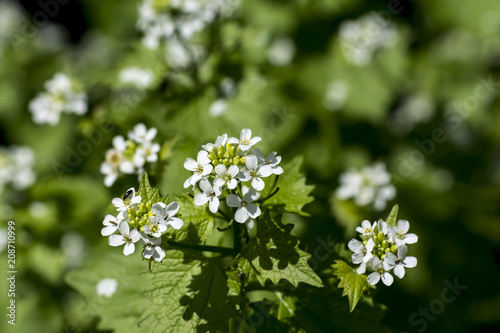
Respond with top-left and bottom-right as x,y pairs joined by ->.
227,178 -> 237,189
226,194 -> 241,208
258,165 -> 273,177
142,247 -> 154,259
356,262 -> 367,274
228,165 -> 239,177
348,239 -> 364,253
381,272 -> 394,286
129,229 -> 141,242
245,155 -> 258,170
199,179 -> 212,194
234,207 -> 249,223
151,202 -> 166,216
238,171 -> 251,182
248,136 -> 261,146
104,172 -> 118,187
166,202 -> 180,216
194,193 -> 211,206
367,272 -> 380,285
108,234 -> 125,246
246,203 -> 261,218
119,222 -> 130,236
369,257 -> 381,270
243,188 -> 259,202
384,253 -> 397,267
103,215 -> 117,226
123,243 -> 135,256
403,256 -> 417,268
167,217 -> 183,229
404,233 -> 418,244
197,150 -> 210,165
397,220 -> 410,234
119,160 -> 135,174
202,164 -> 213,176
365,238 -> 375,252
240,128 -> 251,141
251,177 -> 265,191
215,164 -> 227,176
184,158 -> 198,171
153,246 -> 165,262
352,253 -> 364,264
398,244 -> 408,258
101,225 -> 117,236
112,198 -> 124,209
209,197 -> 220,213
213,178 -> 225,188
394,265 -> 405,279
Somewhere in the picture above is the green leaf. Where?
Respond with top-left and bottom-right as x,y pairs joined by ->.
233,213 -> 323,288
385,204 -> 399,227
65,251 -> 150,333
332,260 -> 373,312
139,249 -> 242,332
263,156 -> 315,216
174,193 -> 214,244
138,172 -> 162,204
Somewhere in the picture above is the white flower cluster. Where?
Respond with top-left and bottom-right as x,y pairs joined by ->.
28,73 -> 88,126
0,145 -> 36,193
101,187 -> 184,262
101,123 -> 161,187
137,0 -> 237,66
184,129 -> 283,223
348,219 -> 418,286
338,13 -> 397,66
119,67 -> 154,89
336,162 -> 396,211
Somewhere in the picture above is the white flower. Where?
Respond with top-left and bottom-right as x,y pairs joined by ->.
108,222 -> 141,256
194,179 -> 221,213
183,150 -> 213,188
336,162 -> 396,211
201,134 -> 228,153
136,141 -> 161,163
96,278 -> 118,298
209,99 -> 228,118
323,80 -> 350,111
112,187 -> 142,212
28,93 -> 64,125
100,136 -> 136,187
384,245 -> 417,279
228,128 -> 261,152
119,67 -> 154,89
348,238 -> 375,274
128,123 -> 157,145
213,164 -> 239,190
367,257 -> 394,286
142,217 -> 167,238
140,234 -> 165,262
227,189 -> 261,223
238,155 -> 272,191
355,220 -> 377,239
388,220 -> 418,246
101,215 -> 121,236
267,36 -> 296,66
149,202 -> 184,230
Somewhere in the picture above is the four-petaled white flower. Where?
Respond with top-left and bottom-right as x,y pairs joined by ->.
139,233 -> 165,262
149,202 -> 184,230
183,150 -> 213,188
252,149 -> 283,175
388,220 -> 418,246
238,155 -> 272,191
194,179 -> 221,213
355,220 -> 377,239
128,123 -> 157,144
227,189 -> 261,223
228,128 -> 261,152
214,164 -> 239,190
348,238 -> 375,274
112,187 -> 142,212
101,214 -> 121,236
367,257 -> 394,286
384,245 -> 417,279
108,222 -> 141,256
201,134 -> 228,153
142,216 -> 167,238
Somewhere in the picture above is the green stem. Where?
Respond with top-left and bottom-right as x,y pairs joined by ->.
255,187 -> 280,204
167,240 -> 236,256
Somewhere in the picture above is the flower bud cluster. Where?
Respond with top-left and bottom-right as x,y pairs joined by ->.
348,219 -> 418,286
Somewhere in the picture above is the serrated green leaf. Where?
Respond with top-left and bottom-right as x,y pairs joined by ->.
139,249 -> 242,332
385,204 -> 399,227
64,251 -> 149,333
138,172 -> 162,204
233,214 -> 323,288
332,260 -> 373,312
263,156 -> 315,216
174,193 -> 214,244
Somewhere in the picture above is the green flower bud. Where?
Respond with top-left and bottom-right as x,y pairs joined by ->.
377,232 -> 385,242
227,144 -> 235,156
209,153 -> 218,161
384,248 -> 390,253
377,251 -> 384,257
146,201 -> 151,210
240,157 -> 245,164
212,160 -> 219,166
217,146 -> 225,158
382,240 -> 388,248
391,245 -> 398,254
381,254 -> 386,260
374,236 -> 380,244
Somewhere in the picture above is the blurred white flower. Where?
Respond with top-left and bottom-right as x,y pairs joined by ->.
119,67 -> 154,89
323,80 -> 350,111
29,73 -> 87,125
336,162 -> 396,211
61,232 -> 87,268
0,146 -> 36,192
389,95 -> 435,135
96,278 -> 118,298
267,36 -> 296,66
339,14 -> 397,66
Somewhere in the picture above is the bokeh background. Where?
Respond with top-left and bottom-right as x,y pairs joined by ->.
1,0 -> 500,332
